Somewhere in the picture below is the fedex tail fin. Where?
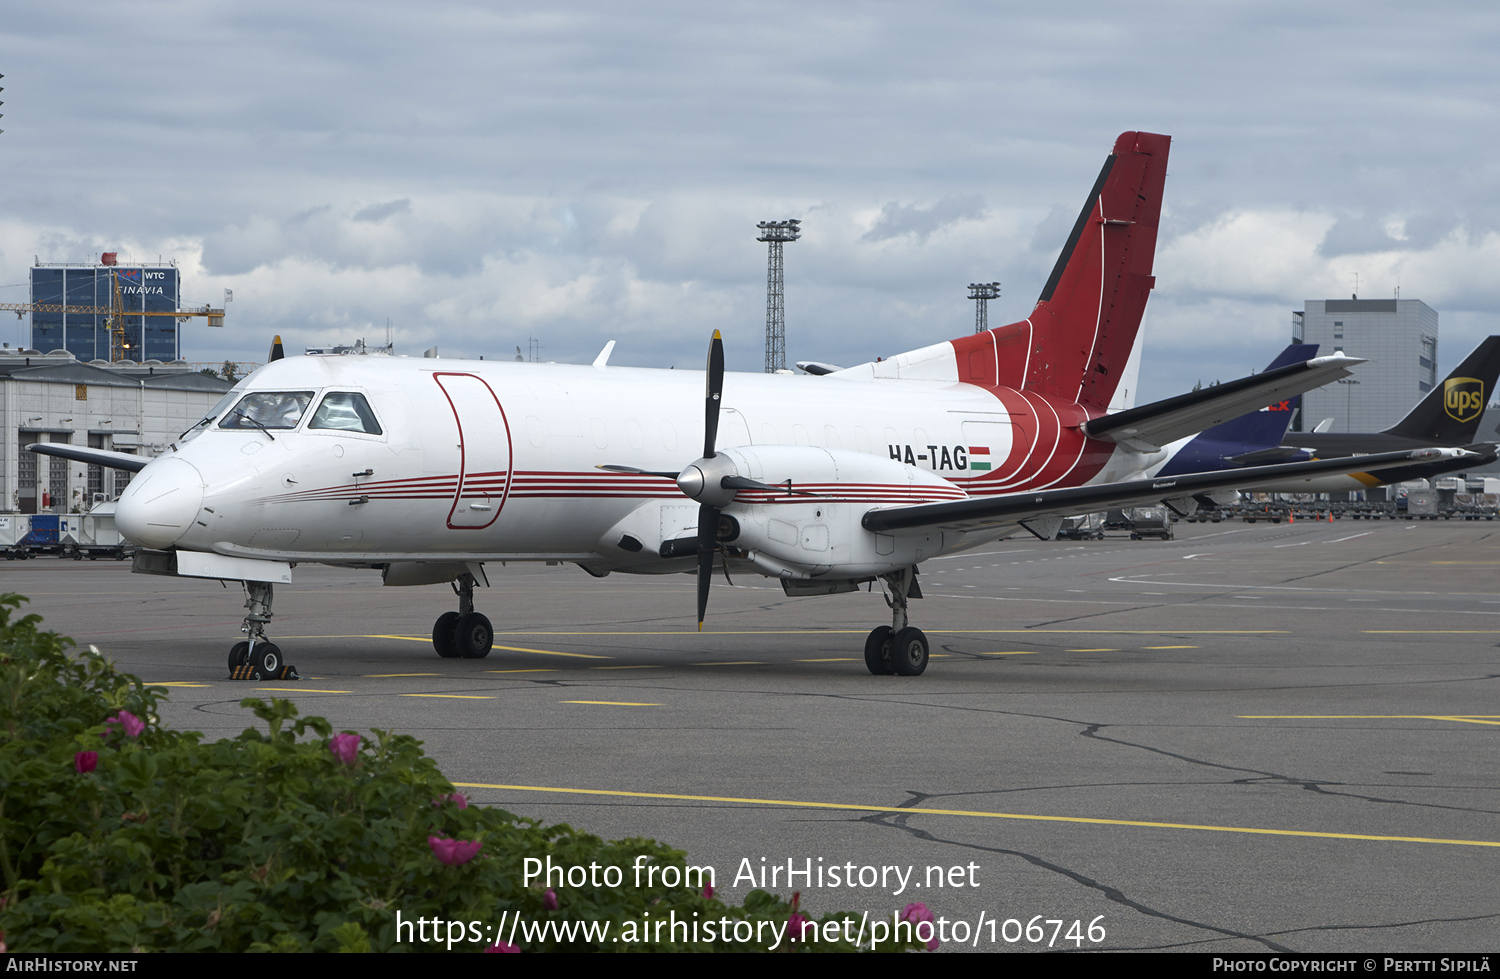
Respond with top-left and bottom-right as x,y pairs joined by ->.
953,131 -> 1170,408
1384,335 -> 1500,443
1197,343 -> 1319,444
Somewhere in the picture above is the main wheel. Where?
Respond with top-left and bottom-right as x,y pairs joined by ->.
433,611 -> 461,658
864,626 -> 895,675
890,627 -> 929,676
254,642 -> 282,678
228,641 -> 250,670
455,612 -> 493,659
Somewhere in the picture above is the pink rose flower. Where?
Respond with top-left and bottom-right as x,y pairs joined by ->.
428,836 -> 482,866
102,710 -> 145,739
703,884 -> 714,900
74,751 -> 98,774
789,912 -> 814,941
431,793 -> 468,809
328,733 -> 360,765
901,902 -> 939,950
484,941 -> 520,953
542,888 -> 558,910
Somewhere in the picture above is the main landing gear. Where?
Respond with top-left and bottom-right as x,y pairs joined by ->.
432,572 -> 493,659
864,566 -> 928,676
227,581 -> 296,679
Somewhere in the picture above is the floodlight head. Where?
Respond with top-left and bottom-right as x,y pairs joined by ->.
756,218 -> 802,243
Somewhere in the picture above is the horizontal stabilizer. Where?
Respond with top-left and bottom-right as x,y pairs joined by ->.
862,447 -> 1470,535
1082,355 -> 1364,451
27,442 -> 149,473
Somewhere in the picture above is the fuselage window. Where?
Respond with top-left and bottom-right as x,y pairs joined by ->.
219,391 -> 315,430
309,391 -> 383,435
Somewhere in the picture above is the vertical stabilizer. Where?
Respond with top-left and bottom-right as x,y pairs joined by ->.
1385,335 -> 1500,443
953,132 -> 1170,408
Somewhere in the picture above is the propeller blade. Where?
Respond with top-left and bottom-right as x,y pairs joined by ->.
596,465 -> 679,479
720,475 -> 820,497
696,503 -> 719,631
268,335 -> 284,362
703,330 -> 724,459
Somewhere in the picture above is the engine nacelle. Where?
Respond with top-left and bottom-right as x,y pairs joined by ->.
715,445 -> 960,579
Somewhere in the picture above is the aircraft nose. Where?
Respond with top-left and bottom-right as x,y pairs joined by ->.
116,457 -> 206,549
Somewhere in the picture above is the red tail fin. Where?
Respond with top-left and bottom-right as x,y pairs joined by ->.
955,132 -> 1169,409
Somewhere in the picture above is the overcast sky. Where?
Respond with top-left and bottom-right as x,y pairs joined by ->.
3,2 -> 1499,401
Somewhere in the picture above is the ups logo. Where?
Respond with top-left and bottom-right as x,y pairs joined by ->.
1444,377 -> 1485,423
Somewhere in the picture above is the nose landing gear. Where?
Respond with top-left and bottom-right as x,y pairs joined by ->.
227,581 -> 295,679
864,567 -> 928,676
431,572 -> 493,659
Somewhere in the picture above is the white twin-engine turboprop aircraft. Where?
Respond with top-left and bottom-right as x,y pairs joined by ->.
32,131 -> 1465,678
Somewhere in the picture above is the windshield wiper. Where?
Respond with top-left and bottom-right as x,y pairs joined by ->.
181,414 -> 217,439
231,409 -> 277,441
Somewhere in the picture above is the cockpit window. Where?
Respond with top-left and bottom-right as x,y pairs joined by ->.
184,389 -> 241,436
218,391 -> 315,430
309,391 -> 383,435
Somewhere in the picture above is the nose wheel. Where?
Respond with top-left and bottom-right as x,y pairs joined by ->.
865,567 -> 928,676
432,573 -> 493,659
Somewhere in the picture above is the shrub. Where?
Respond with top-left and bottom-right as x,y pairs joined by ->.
0,594 -> 925,952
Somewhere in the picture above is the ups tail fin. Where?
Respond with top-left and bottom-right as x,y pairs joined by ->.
1197,343 -> 1318,444
1385,335 -> 1500,442
952,132 -> 1170,406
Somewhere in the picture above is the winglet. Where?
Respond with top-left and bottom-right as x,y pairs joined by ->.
592,340 -> 616,369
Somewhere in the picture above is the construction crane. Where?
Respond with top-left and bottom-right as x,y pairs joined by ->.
0,268 -> 225,362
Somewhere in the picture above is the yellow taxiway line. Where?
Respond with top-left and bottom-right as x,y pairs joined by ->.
450,782 -> 1500,849
1242,715 -> 1500,726
402,693 -> 494,700
560,701 -> 661,707
365,635 -> 611,658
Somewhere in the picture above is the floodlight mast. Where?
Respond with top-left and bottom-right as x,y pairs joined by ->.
967,281 -> 1001,334
757,219 -> 801,373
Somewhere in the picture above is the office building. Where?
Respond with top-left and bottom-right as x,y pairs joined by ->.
1293,298 -> 1437,433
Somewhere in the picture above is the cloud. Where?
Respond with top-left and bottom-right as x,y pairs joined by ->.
352,198 -> 411,223
862,195 -> 985,242
5,3 -> 1500,398
1318,213 -> 1403,257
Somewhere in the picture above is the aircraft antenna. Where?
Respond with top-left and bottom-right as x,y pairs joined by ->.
757,219 -> 800,372
968,281 -> 1001,333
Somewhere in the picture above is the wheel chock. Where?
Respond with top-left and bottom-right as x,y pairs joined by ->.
226,664 -> 300,681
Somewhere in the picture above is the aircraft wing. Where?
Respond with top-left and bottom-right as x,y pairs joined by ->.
27,443 -> 150,473
862,447 -> 1470,534
1081,354 -> 1363,452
